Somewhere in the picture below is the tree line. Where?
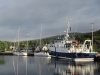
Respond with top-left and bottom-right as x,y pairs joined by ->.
0,29 -> 100,52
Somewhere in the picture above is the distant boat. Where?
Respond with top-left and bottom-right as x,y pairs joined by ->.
13,26 -> 27,56
13,51 -> 27,56
34,24 -> 50,57
48,19 -> 98,61
34,45 -> 50,57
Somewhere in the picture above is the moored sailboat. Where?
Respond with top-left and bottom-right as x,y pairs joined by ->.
13,26 -> 27,56
34,23 -> 50,57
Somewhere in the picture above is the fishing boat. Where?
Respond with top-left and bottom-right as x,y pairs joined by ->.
48,19 -> 98,61
13,26 -> 28,56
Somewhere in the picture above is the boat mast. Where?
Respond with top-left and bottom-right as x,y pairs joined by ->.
40,23 -> 42,48
90,23 -> 94,52
26,31 -> 28,52
67,18 -> 70,34
65,18 -> 70,40
17,26 -> 20,50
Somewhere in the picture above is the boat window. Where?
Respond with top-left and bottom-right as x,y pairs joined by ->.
50,45 -> 54,47
64,44 -> 71,48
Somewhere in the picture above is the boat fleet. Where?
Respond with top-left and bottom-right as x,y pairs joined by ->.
13,19 -> 98,61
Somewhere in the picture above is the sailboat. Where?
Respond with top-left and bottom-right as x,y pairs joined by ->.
13,26 -> 28,56
34,23 -> 50,57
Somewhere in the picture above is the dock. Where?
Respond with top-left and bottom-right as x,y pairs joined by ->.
0,52 -> 34,56
0,52 -> 13,55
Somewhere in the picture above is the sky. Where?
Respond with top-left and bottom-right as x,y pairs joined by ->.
0,0 -> 100,42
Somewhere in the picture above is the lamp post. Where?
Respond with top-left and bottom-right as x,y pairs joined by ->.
90,23 -> 94,52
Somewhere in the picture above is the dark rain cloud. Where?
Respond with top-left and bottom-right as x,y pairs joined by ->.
0,0 -> 100,41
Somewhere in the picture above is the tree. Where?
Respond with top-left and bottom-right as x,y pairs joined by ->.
93,43 -> 97,52
0,41 -> 8,52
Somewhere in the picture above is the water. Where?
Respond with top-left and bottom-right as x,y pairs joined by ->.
0,56 -> 100,75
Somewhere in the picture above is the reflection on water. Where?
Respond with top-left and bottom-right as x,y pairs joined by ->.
48,59 -> 99,75
0,56 -> 6,65
0,56 -> 100,75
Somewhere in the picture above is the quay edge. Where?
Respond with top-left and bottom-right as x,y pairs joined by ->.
0,52 -> 34,56
94,54 -> 100,61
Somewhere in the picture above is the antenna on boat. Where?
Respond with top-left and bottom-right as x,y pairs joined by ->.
90,23 -> 94,52
64,18 -> 71,40
67,18 -> 70,34
74,22 -> 79,37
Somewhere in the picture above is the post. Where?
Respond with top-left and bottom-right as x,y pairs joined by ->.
55,46 -> 56,57
90,23 -> 94,52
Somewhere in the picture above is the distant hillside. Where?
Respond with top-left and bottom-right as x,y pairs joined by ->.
30,29 -> 99,40
20,29 -> 100,47
35,29 -> 100,44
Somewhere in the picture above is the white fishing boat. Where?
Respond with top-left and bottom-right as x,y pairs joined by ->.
13,26 -> 28,56
48,19 -> 98,61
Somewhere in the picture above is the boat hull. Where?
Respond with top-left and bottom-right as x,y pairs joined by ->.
49,51 -> 97,59
72,58 -> 94,62
34,52 -> 51,57
13,52 -> 27,56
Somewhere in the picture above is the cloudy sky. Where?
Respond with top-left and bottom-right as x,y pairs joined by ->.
0,0 -> 100,42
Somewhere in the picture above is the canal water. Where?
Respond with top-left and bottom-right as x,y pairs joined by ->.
0,56 -> 100,75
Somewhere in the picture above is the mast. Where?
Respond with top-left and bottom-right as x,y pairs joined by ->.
26,31 -> 28,52
90,23 -> 94,52
40,23 -> 42,48
67,18 -> 70,34
17,26 -> 20,50
65,18 -> 70,40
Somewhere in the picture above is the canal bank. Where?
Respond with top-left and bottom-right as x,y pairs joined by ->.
94,54 -> 100,61
0,52 -> 34,56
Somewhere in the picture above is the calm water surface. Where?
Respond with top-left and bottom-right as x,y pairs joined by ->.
0,56 -> 100,75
